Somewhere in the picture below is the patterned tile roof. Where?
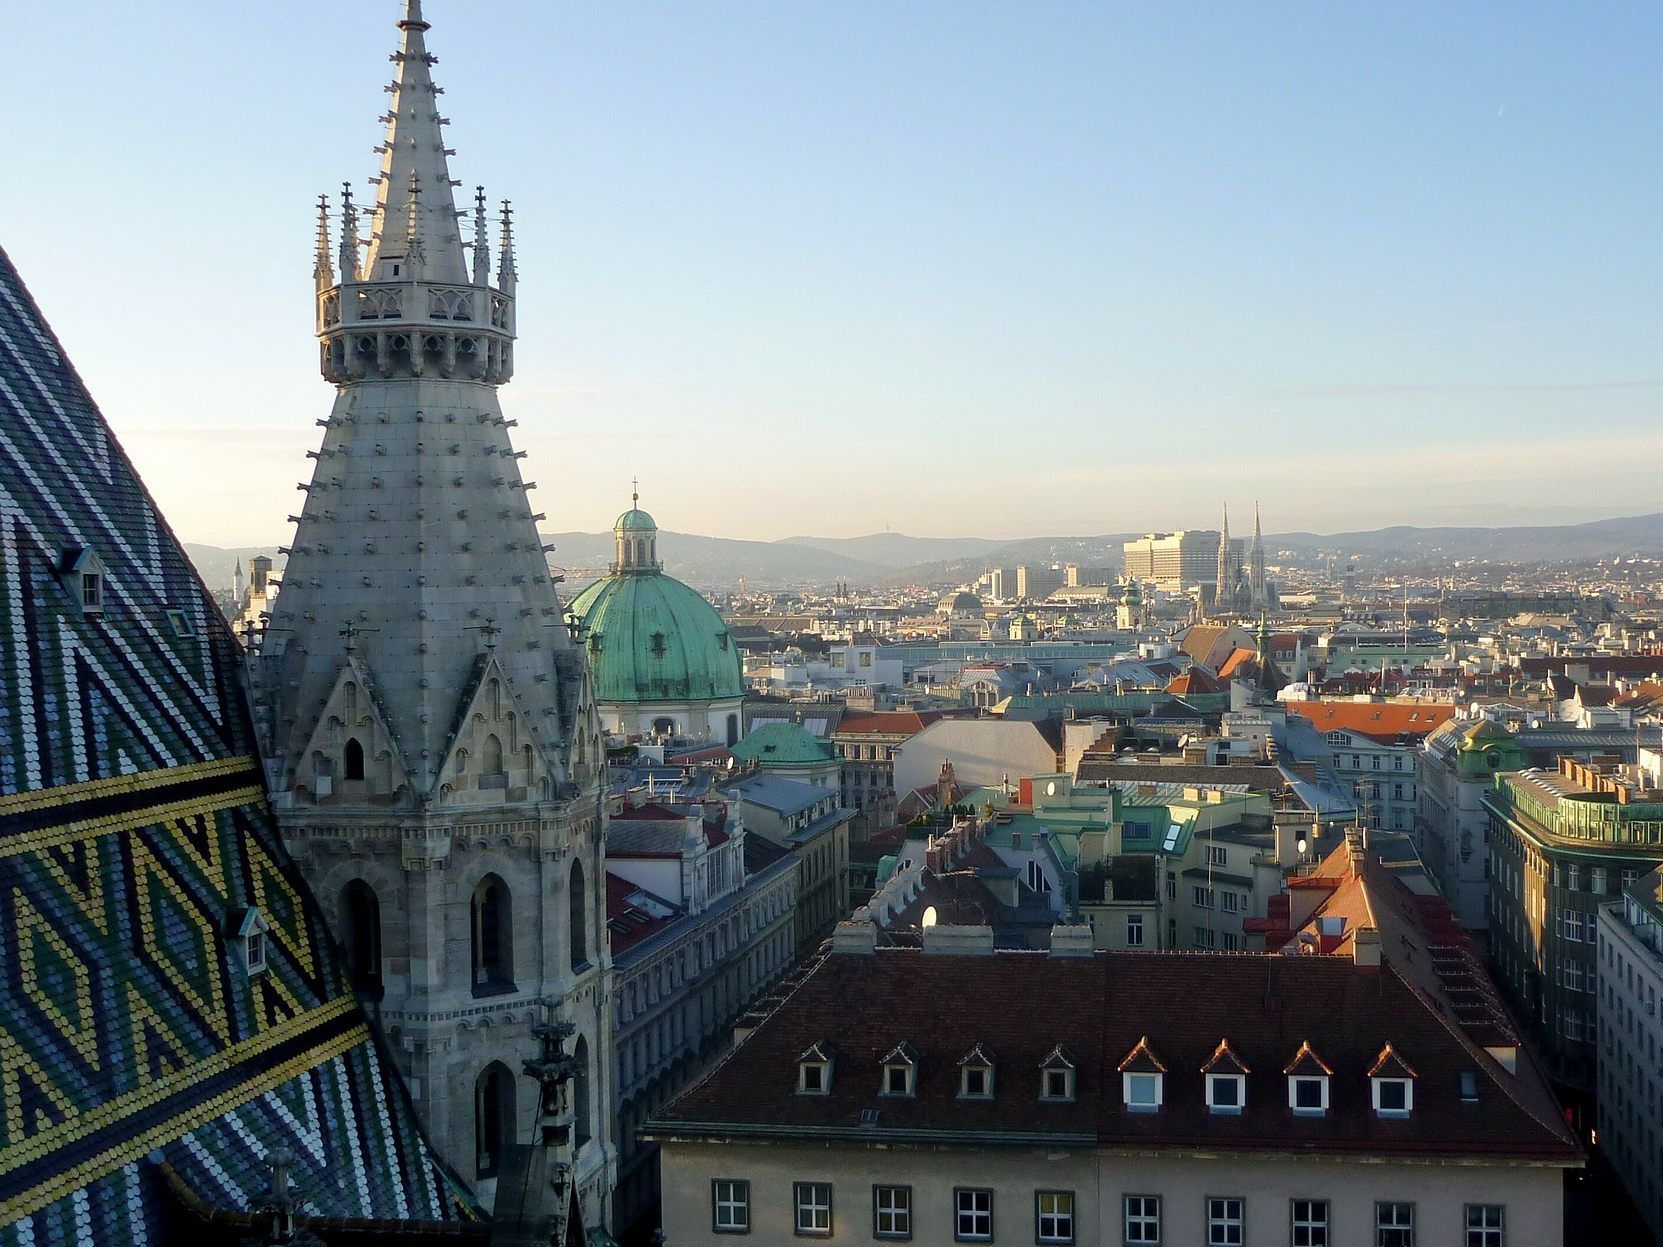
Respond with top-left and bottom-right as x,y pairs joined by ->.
0,246 -> 454,1242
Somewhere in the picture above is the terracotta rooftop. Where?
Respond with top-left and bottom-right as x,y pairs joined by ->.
652,947 -> 1578,1161
1286,701 -> 1456,743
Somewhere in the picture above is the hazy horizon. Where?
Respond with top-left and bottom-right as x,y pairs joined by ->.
5,1 -> 1662,545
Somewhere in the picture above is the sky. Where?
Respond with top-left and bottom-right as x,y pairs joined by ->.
4,1 -> 1663,546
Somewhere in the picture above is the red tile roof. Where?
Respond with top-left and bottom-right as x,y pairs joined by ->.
834,711 -> 944,738
605,872 -> 677,954
1286,701 -> 1456,743
654,947 -> 1578,1160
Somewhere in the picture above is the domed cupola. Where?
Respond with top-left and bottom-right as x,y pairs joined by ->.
613,482 -> 661,572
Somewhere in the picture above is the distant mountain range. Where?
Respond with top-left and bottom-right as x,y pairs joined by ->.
185,511 -> 1663,594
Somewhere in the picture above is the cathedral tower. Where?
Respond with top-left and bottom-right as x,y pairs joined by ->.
1249,501 -> 1268,610
251,0 -> 613,1221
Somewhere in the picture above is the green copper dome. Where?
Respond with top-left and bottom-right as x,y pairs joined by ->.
615,508 -> 657,533
568,570 -> 744,705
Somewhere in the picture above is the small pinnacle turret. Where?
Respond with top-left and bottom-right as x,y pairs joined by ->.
313,195 -> 334,291
472,186 -> 490,286
337,182 -> 360,282
498,199 -> 518,296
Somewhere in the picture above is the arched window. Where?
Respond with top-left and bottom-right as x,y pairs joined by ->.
489,679 -> 502,719
343,681 -> 358,723
726,713 -> 739,747
472,874 -> 513,993
341,880 -> 381,995
343,737 -> 365,781
482,733 -> 504,776
474,1061 -> 516,1179
573,1035 -> 592,1148
570,860 -> 588,972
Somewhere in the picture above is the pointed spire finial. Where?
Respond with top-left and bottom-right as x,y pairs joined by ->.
472,185 -> 491,285
338,182 -> 360,282
313,195 -> 334,290
632,476 -> 639,507
405,171 -> 426,273
498,199 -> 518,295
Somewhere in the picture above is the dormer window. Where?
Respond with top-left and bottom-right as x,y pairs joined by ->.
1202,1038 -> 1249,1115
881,1042 -> 918,1098
63,548 -> 106,616
958,1043 -> 995,1099
1284,1040 -> 1332,1117
798,1042 -> 832,1095
227,908 -> 270,977
1369,1043 -> 1417,1118
1039,1044 -> 1076,1102
1118,1036 -> 1166,1113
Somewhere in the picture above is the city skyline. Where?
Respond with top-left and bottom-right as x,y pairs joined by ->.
5,1 -> 1663,544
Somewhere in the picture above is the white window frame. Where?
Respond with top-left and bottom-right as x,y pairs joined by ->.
882,1062 -> 915,1097
954,1187 -> 993,1242
794,1182 -> 833,1237
873,1184 -> 911,1240
1464,1203 -> 1504,1247
1205,1072 -> 1245,1115
712,1179 -> 750,1234
959,1061 -> 994,1100
1288,1074 -> 1329,1115
1126,913 -> 1145,947
1291,1198 -> 1329,1247
1036,1190 -> 1075,1245
1372,1076 -> 1413,1117
1041,1065 -> 1076,1102
1124,1194 -> 1160,1245
1206,1196 -> 1245,1246
1375,1201 -> 1414,1247
798,1059 -> 830,1095
1123,1070 -> 1162,1112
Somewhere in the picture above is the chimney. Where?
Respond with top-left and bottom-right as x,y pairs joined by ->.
1352,925 -> 1382,967
1050,924 -> 1095,957
832,919 -> 876,955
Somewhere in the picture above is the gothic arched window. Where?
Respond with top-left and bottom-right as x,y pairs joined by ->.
570,859 -> 588,972
343,737 -> 365,781
472,874 -> 513,993
342,880 -> 381,995
474,1061 -> 516,1179
573,1035 -> 592,1148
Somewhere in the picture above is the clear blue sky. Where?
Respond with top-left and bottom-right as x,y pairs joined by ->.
5,1 -> 1662,545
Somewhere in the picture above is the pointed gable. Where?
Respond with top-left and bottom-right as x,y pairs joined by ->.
290,656 -> 411,804
434,652 -> 559,806
1283,1040 -> 1333,1077
1117,1035 -> 1167,1074
1368,1042 -> 1419,1079
1201,1037 -> 1251,1075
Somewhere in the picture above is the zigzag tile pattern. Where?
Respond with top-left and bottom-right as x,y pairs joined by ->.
0,246 -> 453,1243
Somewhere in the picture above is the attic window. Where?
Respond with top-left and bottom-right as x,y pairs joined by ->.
798,1042 -> 832,1095
958,1044 -> 995,1099
1202,1038 -> 1249,1115
1369,1043 -> 1417,1118
1118,1035 -> 1166,1113
165,609 -> 193,638
1284,1040 -> 1332,1115
227,908 -> 271,977
880,1043 -> 918,1098
1040,1045 -> 1076,1102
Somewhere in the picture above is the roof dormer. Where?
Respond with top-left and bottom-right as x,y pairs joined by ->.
881,1042 -> 919,1098
226,907 -> 271,977
62,547 -> 106,616
1283,1040 -> 1332,1116
957,1043 -> 996,1100
798,1041 -> 833,1096
1118,1035 -> 1166,1113
1039,1044 -> 1076,1102
1369,1043 -> 1417,1118
1202,1038 -> 1249,1115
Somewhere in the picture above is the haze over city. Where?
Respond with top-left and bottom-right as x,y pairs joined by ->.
5,1 -> 1663,546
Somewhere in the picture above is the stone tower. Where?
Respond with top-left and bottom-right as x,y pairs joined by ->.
1214,504 -> 1233,617
251,0 -> 614,1222
1249,501 -> 1268,610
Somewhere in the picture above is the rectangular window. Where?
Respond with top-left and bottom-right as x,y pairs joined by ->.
1221,891 -> 1240,914
1207,845 -> 1228,867
1291,1198 -> 1329,1247
1193,885 -> 1214,909
1290,1076 -> 1328,1114
1127,913 -> 1145,947
1036,1191 -> 1075,1245
713,1180 -> 750,1234
955,1188 -> 993,1242
1123,1194 -> 1160,1246
1221,931 -> 1239,950
873,1185 -> 911,1240
1375,1201 -> 1414,1247
1207,1196 -> 1244,1246
1124,1071 -> 1162,1112
795,1183 -> 832,1237
1465,1204 -> 1503,1247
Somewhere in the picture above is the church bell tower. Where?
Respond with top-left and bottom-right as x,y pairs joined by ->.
251,0 -> 614,1222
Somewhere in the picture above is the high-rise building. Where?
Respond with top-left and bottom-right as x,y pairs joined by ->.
1121,530 -> 1241,593
252,0 -> 614,1220
1016,564 -> 1066,601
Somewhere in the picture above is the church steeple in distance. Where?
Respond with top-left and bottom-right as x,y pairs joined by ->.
1249,501 -> 1268,609
253,1 -> 613,1216
1216,503 -> 1232,616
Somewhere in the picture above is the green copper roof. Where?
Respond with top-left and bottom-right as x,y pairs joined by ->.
615,507 -> 657,532
731,721 -> 835,766
568,569 -> 743,704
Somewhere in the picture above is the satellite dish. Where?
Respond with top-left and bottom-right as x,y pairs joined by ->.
922,906 -> 938,929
